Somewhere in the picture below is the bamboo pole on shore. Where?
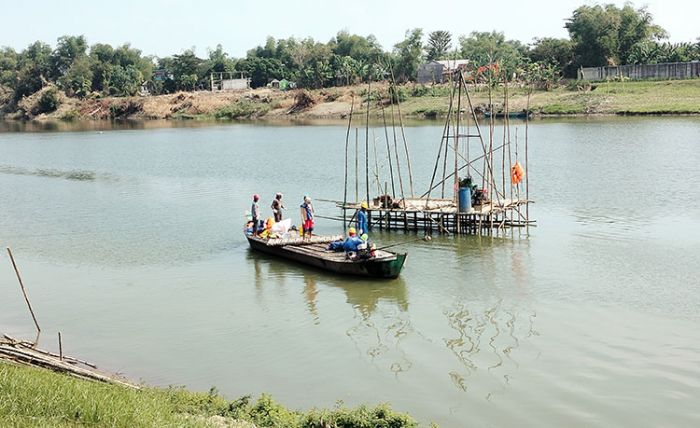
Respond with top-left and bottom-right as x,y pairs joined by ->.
7,247 -> 41,336
0,341 -> 137,389
58,332 -> 63,361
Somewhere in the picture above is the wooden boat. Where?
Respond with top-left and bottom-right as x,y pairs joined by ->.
245,234 -> 407,279
483,110 -> 532,119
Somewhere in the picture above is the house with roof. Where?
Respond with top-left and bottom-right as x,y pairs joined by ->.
417,59 -> 470,84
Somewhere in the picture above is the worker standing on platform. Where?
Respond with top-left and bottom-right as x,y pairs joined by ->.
300,195 -> 315,237
271,193 -> 285,222
357,201 -> 369,235
251,194 -> 261,236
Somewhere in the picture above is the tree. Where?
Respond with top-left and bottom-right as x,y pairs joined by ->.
59,56 -> 93,97
0,47 -> 18,88
112,44 -> 152,82
204,44 -> 236,74
392,28 -> 424,82
110,65 -> 142,96
425,31 -> 452,61
89,43 -> 114,93
14,41 -> 53,100
331,31 -> 384,65
172,49 -> 202,90
565,3 -> 666,67
528,38 -> 575,77
50,35 -> 88,79
459,31 -> 525,74
238,56 -> 284,88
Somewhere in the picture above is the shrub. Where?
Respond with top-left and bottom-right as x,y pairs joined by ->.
214,100 -> 270,119
36,87 -> 61,114
388,85 -> 407,104
287,90 -> 315,114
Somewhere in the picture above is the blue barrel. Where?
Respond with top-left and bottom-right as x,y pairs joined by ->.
458,187 -> 472,213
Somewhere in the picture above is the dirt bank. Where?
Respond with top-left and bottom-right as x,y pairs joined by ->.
3,79 -> 700,122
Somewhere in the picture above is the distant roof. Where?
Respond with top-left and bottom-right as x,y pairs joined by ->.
435,59 -> 469,67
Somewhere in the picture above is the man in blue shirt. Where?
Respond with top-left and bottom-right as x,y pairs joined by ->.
342,227 -> 363,252
357,201 -> 368,235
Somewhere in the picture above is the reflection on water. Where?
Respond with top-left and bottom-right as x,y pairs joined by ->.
246,249 -> 408,320
443,300 -> 538,398
346,306 -> 414,378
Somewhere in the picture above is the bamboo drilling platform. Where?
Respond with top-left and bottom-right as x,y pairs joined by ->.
331,69 -> 533,236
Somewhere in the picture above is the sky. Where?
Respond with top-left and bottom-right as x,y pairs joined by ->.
1,0 -> 698,58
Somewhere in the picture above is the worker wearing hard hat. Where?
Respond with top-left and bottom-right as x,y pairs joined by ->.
342,227 -> 363,252
357,201 -> 369,235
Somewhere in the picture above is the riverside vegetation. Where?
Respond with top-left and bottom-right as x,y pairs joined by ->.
1,2 -> 699,121
0,361 -> 419,428
8,79 -> 700,122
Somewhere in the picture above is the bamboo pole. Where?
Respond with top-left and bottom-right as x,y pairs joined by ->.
373,136 -> 382,196
343,95 -> 355,228
501,73 -> 507,207
58,332 -> 63,361
488,63 -> 495,232
454,73 -> 463,234
388,63 -> 415,197
380,102 -> 396,198
525,84 -> 531,233
454,75 -> 462,203
365,79 -> 371,206
355,128 -> 359,204
7,248 -> 41,335
462,72 -> 502,207
505,76 -> 514,227
389,88 -> 405,203
420,141 -> 509,198
425,81 -> 456,203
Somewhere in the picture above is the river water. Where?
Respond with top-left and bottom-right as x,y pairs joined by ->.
1,117 -> 699,426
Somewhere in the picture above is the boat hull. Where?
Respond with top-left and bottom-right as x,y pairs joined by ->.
246,236 -> 406,279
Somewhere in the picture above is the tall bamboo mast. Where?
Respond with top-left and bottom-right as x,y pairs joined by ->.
388,62 -> 415,197
454,73 -> 463,204
380,103 -> 396,198
355,128 -> 359,203
365,79 -> 371,205
343,95 -> 355,227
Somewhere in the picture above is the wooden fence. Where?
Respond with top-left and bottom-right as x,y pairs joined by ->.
579,61 -> 700,81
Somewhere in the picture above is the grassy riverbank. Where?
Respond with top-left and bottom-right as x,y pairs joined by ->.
3,79 -> 700,122
0,361 -> 419,427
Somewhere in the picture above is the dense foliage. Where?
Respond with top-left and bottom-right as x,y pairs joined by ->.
0,1 -> 698,107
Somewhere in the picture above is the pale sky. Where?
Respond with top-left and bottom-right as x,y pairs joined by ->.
1,0 -> 698,57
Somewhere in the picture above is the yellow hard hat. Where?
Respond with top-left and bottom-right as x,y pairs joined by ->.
348,227 -> 356,235
361,201 -> 368,209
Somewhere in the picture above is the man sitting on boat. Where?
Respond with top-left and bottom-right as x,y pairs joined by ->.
355,233 -> 377,260
327,227 -> 363,252
260,218 -> 280,239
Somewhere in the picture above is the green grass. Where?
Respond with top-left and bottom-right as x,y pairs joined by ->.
393,79 -> 700,117
0,362 -> 419,427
